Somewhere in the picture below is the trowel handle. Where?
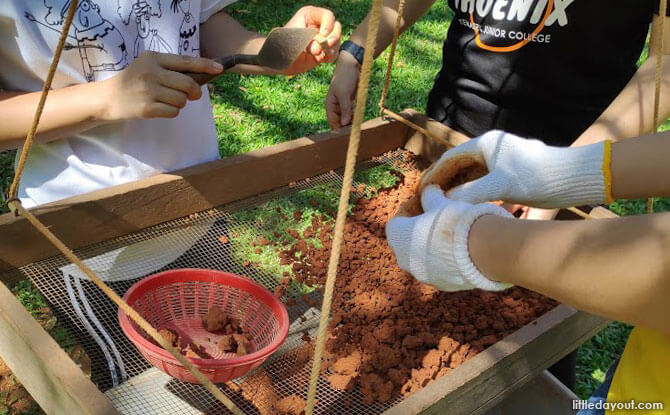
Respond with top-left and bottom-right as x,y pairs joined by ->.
185,54 -> 259,85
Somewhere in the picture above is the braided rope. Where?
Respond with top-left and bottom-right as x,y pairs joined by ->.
304,0 -> 385,413
378,0 -> 407,114
8,0 -> 78,201
376,0 -> 456,148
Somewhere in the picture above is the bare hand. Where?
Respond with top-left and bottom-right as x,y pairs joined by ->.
98,51 -> 223,120
325,52 -> 359,129
282,6 -> 342,75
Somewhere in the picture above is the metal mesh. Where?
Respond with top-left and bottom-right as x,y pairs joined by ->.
1,150 -> 418,415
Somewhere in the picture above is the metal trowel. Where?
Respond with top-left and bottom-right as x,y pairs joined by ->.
187,27 -> 320,85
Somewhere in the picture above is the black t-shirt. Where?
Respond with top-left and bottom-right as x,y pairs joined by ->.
426,0 -> 661,146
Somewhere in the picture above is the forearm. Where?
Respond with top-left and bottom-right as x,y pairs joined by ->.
349,0 -> 435,58
199,11 -> 277,75
574,15 -> 670,146
610,131 -> 670,199
470,214 -> 670,334
0,83 -> 107,151
574,59 -> 670,146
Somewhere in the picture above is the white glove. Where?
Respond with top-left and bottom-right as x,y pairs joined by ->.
424,130 -> 613,208
386,185 -> 513,292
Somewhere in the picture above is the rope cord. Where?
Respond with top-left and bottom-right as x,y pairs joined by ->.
382,107 -> 451,147
378,0 -> 407,114
6,0 -> 242,412
649,0 -> 667,213
376,0 -> 456,149
8,0 -> 78,201
304,0 -> 385,413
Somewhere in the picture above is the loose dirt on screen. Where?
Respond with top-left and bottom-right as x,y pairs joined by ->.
264,153 -> 558,406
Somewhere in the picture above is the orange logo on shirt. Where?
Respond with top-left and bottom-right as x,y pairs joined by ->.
470,0 -> 554,52
453,0 -> 572,53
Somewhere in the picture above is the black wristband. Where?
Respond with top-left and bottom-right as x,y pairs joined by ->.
339,40 -> 365,65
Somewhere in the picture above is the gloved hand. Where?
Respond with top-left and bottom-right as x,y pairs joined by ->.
386,185 -> 513,292
423,130 -> 613,208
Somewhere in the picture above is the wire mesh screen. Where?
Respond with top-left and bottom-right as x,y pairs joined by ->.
2,150 -> 418,415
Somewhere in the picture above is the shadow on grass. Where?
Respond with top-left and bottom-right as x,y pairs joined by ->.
211,0 -> 454,157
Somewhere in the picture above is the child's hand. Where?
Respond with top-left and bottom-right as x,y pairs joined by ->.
98,51 -> 223,120
282,6 -> 342,75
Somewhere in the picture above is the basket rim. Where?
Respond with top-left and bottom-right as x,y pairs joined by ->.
118,268 -> 289,368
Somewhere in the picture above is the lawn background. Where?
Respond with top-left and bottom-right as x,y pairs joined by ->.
1,0 -> 667,402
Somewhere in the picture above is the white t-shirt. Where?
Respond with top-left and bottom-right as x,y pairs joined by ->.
0,0 -> 236,208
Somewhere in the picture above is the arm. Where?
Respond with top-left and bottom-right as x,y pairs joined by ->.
388,131 -> 670,333
199,11 -> 266,74
610,131 -> 670,199
199,7 -> 341,76
0,53 -> 222,151
348,0 -> 436,59
525,15 -> 670,218
522,127 -> 670,219
0,86 -> 106,152
573,14 -> 670,146
470,213 -> 670,335
325,0 -> 436,128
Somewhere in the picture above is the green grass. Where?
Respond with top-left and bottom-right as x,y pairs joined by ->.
11,279 -> 76,353
0,0 -> 665,403
0,150 -> 14,211
576,322 -> 633,399
210,0 -> 452,157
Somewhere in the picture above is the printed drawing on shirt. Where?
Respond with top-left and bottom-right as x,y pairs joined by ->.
118,0 -> 173,58
171,0 -> 199,56
25,0 -> 129,81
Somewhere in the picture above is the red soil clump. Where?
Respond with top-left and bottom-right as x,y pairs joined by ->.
155,307 -> 254,358
274,395 -> 307,415
272,155 -> 558,405
240,371 -> 279,415
201,307 -> 245,335
218,333 -> 252,356
159,328 -> 180,347
153,327 -> 211,359
200,307 -> 253,356
183,342 -> 209,359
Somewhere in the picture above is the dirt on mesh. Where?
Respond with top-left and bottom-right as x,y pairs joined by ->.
274,394 -> 307,415
264,154 -> 558,405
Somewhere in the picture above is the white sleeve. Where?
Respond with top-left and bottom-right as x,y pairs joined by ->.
200,0 -> 238,23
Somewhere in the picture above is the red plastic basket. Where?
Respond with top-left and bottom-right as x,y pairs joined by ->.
119,269 -> 289,383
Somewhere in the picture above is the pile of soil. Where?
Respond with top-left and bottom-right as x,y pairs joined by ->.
271,156 -> 558,405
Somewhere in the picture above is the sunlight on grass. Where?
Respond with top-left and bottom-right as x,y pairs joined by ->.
591,368 -> 606,384
210,0 -> 452,157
